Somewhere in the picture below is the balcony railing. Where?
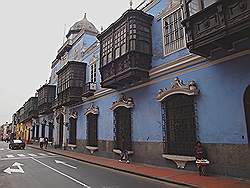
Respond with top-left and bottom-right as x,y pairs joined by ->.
182,0 -> 250,59
82,82 -> 96,97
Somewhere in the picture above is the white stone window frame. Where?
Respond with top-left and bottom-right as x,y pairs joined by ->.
161,4 -> 186,56
89,59 -> 97,83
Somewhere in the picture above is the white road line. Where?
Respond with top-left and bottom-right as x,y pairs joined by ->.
0,155 -> 57,161
17,154 -> 26,157
38,153 -> 47,156
32,157 -> 91,188
47,153 -> 57,156
28,154 -> 37,157
0,148 -> 4,151
6,155 -> 15,158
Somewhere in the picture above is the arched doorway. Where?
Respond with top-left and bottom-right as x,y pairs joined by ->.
48,122 -> 54,142
163,94 -> 196,156
32,126 -> 35,139
244,86 -> 250,143
41,123 -> 46,138
36,124 -> 40,140
69,117 -> 77,145
58,114 -> 64,147
86,113 -> 98,147
114,107 -> 132,151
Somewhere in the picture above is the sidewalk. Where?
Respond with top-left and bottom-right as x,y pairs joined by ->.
28,144 -> 250,188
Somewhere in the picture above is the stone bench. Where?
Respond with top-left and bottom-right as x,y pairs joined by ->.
113,149 -> 134,155
67,144 -> 77,150
162,154 -> 196,169
86,146 -> 98,154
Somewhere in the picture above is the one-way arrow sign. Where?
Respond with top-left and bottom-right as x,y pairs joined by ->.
55,160 -> 77,169
4,162 -> 24,174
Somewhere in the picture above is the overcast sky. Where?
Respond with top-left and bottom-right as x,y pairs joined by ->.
0,0 -> 143,125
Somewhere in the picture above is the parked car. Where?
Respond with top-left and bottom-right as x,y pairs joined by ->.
9,139 -> 25,150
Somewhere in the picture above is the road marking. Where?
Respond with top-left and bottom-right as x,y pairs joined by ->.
3,162 -> 24,174
0,155 -> 58,161
0,148 -> 4,150
28,153 -> 37,157
47,153 -> 57,156
55,160 -> 77,169
32,157 -> 91,188
6,155 -> 14,158
17,154 -> 26,157
38,153 -> 47,156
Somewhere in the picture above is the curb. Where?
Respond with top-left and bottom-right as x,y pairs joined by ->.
28,145 -> 198,188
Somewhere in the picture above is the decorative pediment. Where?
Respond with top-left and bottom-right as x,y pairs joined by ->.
69,111 -> 78,119
156,77 -> 199,102
85,104 -> 99,116
110,95 -> 134,111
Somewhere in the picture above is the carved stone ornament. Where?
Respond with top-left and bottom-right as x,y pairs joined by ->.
156,77 -> 199,102
85,104 -> 99,116
110,95 -> 134,111
69,111 -> 78,119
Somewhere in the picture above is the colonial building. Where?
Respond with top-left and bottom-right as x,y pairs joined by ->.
13,0 -> 250,179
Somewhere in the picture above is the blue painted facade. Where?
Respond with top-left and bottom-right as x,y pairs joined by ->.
29,0 -> 250,178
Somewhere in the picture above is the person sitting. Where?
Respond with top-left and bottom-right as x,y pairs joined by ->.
194,141 -> 209,176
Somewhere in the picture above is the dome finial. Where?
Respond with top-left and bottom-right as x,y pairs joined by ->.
129,0 -> 133,9
84,13 -> 87,19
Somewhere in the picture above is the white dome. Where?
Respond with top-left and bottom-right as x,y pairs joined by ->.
66,13 -> 98,38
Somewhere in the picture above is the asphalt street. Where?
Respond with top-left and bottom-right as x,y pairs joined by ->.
0,141 -> 187,188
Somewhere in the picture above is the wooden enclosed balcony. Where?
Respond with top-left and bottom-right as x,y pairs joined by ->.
56,61 -> 86,107
23,97 -> 38,122
98,9 -> 153,89
37,84 -> 56,114
182,0 -> 250,59
82,82 -> 96,97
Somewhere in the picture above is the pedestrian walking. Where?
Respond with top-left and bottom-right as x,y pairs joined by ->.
119,138 -> 130,163
39,137 -> 44,149
44,137 -> 48,149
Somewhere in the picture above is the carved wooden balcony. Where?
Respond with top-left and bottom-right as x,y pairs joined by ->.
100,51 -> 152,89
98,9 -> 153,89
182,0 -> 250,59
56,61 -> 87,107
82,82 -> 96,97
37,84 -> 56,114
22,97 -> 38,122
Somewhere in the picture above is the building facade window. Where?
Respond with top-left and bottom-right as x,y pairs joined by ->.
36,124 -> 39,140
163,8 -> 185,55
114,107 -> 132,151
86,114 -> 98,147
163,94 -> 196,156
48,122 -> 54,142
90,61 -> 97,83
244,86 -> 250,143
41,123 -> 46,138
69,117 -> 77,145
